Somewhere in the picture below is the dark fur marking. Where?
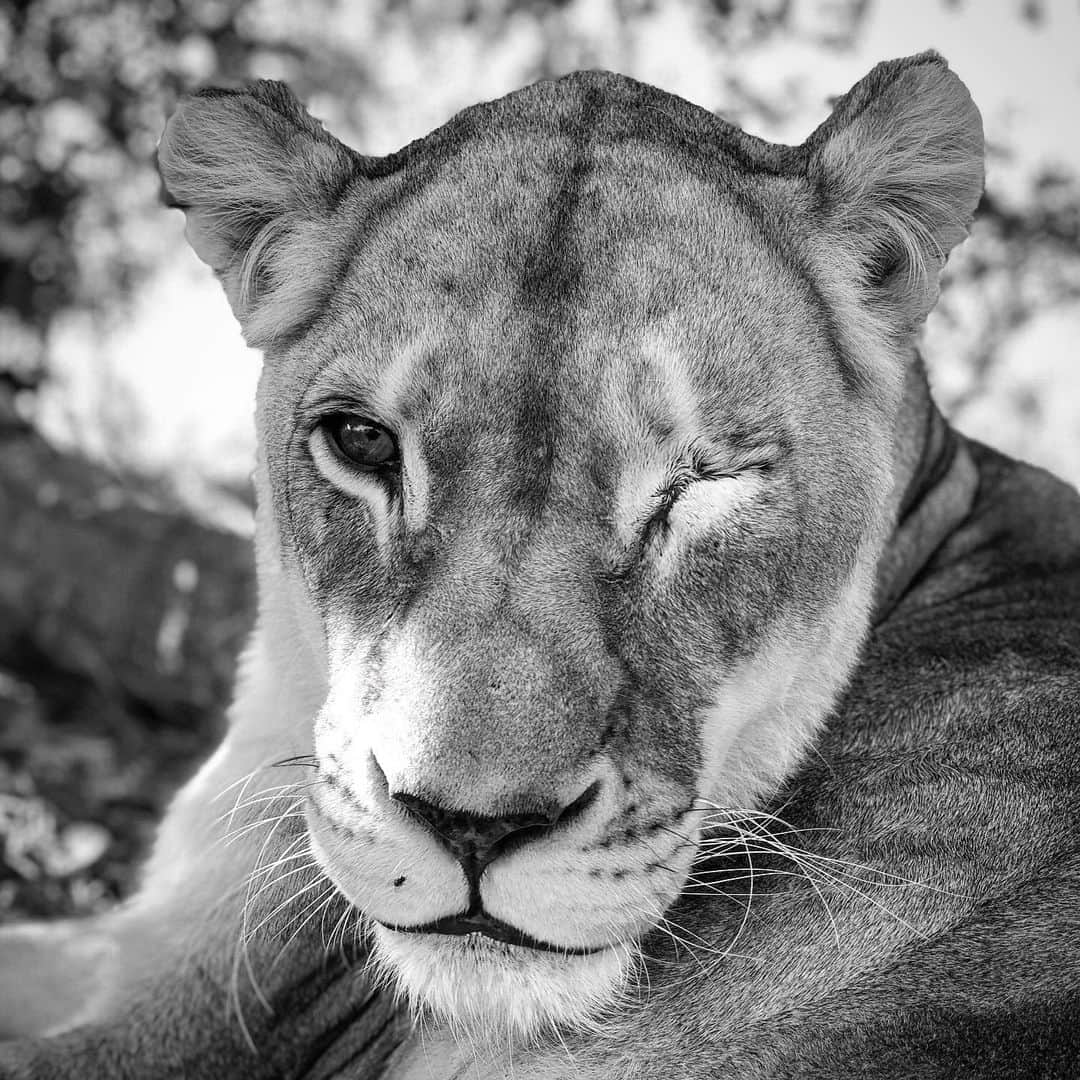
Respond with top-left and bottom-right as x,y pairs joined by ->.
789,254 -> 869,397
501,91 -> 605,531
293,998 -> 401,1080
283,156 -> 446,353
723,180 -> 867,397
319,767 -> 370,823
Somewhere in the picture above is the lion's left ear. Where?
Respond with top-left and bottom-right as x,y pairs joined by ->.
157,81 -> 360,348
803,51 -> 984,333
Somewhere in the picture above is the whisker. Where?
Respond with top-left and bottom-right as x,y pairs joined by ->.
270,754 -> 319,769
230,797 -> 306,1036
215,780 -> 325,830
220,811 -> 309,848
244,876 -> 328,946
214,765 -> 270,803
270,886 -> 339,973
661,799 -> 970,961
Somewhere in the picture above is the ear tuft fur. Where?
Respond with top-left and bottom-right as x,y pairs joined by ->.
157,81 -> 359,347
804,52 -> 984,332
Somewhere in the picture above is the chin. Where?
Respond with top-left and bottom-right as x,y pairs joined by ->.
368,922 -> 632,1043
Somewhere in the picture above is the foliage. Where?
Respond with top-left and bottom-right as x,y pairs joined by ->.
0,0 -> 342,381
936,176 -> 1080,413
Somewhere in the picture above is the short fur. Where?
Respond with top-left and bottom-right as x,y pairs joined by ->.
2,53 -> 1079,1079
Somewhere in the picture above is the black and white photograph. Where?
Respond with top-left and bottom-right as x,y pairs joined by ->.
1,1 -> 1079,1076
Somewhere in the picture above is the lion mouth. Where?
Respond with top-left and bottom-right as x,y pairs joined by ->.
378,908 -> 607,956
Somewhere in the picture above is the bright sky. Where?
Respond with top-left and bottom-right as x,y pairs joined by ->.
38,0 -> 1080,512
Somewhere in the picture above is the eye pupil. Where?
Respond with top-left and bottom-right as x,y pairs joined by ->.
327,415 -> 399,469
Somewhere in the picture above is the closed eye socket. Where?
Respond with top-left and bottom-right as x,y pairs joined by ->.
642,447 -> 773,544
644,464 -> 710,541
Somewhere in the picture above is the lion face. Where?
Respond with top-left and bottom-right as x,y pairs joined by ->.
260,101 -> 893,1038
159,58 -> 982,1040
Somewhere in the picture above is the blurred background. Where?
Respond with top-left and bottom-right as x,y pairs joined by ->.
1,0 -> 1078,921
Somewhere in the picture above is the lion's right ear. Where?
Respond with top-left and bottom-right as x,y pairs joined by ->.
157,81 -> 359,348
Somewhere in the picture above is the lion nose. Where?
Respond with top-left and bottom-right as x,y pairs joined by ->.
392,781 -> 599,873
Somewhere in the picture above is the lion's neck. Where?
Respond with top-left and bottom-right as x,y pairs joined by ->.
873,356 -> 978,621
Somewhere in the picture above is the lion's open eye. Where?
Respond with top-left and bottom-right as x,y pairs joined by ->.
322,415 -> 399,470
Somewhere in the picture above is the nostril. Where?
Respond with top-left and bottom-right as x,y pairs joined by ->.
391,779 -> 601,867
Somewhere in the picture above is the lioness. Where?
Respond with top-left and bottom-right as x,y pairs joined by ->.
2,50 -> 1079,1079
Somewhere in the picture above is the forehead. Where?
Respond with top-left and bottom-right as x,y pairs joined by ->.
279,73 -> 843,450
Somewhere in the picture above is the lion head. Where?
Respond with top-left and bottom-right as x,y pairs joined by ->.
157,52 -> 982,1041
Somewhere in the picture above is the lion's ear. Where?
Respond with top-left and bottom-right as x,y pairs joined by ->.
803,52 -> 984,333
157,81 -> 359,347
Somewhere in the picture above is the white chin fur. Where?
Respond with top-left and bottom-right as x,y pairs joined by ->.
370,923 -> 631,1044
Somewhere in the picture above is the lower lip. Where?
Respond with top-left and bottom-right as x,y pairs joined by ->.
378,919 -> 608,957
